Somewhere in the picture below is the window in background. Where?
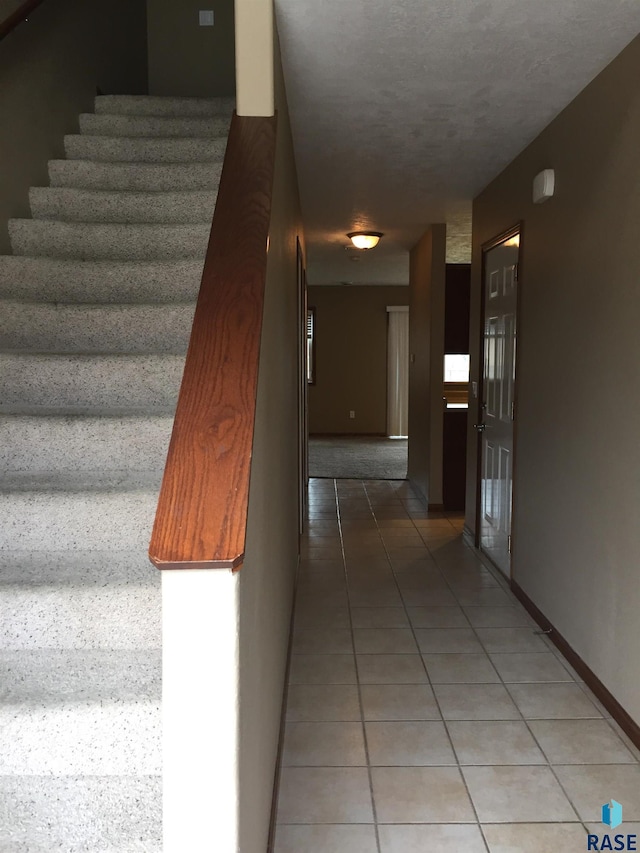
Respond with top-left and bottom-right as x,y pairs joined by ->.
444,353 -> 470,383
443,353 -> 470,408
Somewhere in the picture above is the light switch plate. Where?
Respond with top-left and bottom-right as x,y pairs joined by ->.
199,10 -> 214,26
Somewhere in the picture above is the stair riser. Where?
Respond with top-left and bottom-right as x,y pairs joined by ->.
9,220 -> 209,260
0,416 -> 174,475
95,94 -> 234,116
65,135 -> 227,163
48,160 -> 223,191
30,187 -> 217,225
0,706 -> 161,774
0,303 -> 195,353
0,257 -> 203,303
0,354 -> 184,411
1,587 -> 160,650
80,113 -> 230,138
0,491 -> 160,550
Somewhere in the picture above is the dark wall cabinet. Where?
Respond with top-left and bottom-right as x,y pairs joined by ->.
443,264 -> 470,511
443,409 -> 468,510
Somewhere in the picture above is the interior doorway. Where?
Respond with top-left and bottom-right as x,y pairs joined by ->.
306,286 -> 410,480
477,228 -> 520,578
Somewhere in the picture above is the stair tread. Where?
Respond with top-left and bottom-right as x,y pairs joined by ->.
30,186 -> 217,200
0,301 -> 194,353
0,670 -> 161,773
65,134 -> 227,163
0,470 -> 164,492
0,648 -> 160,703
0,404 -> 177,416
9,219 -> 210,260
29,186 -> 217,225
95,93 -> 234,116
0,549 -> 161,586
79,113 -> 230,137
0,775 -> 161,853
48,159 -> 223,191
0,256 -> 204,303
1,588 -> 160,651
0,489 -> 161,550
0,352 -> 185,413
0,414 -> 174,476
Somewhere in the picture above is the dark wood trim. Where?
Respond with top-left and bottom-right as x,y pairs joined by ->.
512,580 -> 640,750
149,113 -> 277,571
427,502 -> 445,512
480,223 -> 521,253
0,0 -> 47,41
297,238 -> 307,538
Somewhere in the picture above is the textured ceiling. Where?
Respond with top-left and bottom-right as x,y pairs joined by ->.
275,0 -> 640,284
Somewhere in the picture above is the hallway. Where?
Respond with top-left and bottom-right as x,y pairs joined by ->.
272,479 -> 640,852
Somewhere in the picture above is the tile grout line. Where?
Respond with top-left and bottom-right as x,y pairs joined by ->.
423,508 -> 638,830
301,479 -> 640,845
362,480 -> 491,851
335,478 -> 383,853
367,481 -> 593,844
414,500 -> 594,835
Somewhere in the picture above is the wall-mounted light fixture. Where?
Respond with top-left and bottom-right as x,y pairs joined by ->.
347,231 -> 383,250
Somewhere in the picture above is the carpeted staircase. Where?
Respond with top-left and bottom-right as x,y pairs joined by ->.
0,94 -> 231,851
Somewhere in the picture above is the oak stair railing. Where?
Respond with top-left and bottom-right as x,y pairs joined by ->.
149,112 -> 278,571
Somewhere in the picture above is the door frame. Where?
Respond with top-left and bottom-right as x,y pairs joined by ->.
296,237 -> 308,536
475,222 -> 524,580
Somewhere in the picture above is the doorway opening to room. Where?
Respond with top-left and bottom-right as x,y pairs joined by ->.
306,285 -> 410,481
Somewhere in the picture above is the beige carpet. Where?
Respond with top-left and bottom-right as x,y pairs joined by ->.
309,436 -> 408,480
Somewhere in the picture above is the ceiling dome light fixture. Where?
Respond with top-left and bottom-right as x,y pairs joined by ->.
347,231 -> 383,250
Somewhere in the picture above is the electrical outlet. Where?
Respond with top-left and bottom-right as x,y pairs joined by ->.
199,10 -> 214,26
349,410 -> 355,419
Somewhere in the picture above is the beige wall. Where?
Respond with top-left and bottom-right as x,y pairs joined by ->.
0,0 -> 22,19
468,35 -> 640,723
408,225 -> 446,506
308,285 -> 409,435
0,0 -> 147,253
146,0 -> 235,98
237,25 -> 302,853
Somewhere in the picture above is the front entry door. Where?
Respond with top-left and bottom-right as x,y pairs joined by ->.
478,232 -> 519,577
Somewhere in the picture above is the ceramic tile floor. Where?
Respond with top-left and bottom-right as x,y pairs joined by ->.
272,479 -> 640,853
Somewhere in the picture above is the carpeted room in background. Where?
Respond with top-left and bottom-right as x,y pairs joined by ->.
308,436 -> 408,480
